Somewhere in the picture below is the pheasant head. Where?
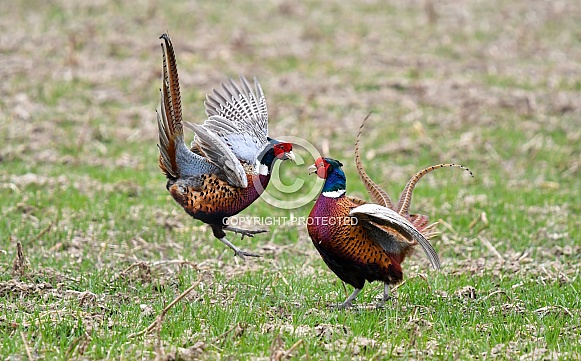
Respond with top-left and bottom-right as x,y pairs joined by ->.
271,140 -> 295,162
308,157 -> 346,195
257,139 -> 295,172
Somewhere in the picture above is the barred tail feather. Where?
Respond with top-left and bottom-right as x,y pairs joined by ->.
355,113 -> 395,209
157,33 -> 184,178
397,164 -> 473,216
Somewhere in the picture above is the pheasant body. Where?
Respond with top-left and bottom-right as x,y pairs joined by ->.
168,173 -> 270,228
308,194 -> 405,290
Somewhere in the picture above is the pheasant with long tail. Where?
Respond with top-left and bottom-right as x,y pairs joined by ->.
307,115 -> 472,308
156,34 -> 295,260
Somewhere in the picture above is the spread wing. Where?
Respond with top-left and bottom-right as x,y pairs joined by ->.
184,122 -> 248,188
346,197 -> 438,239
202,115 -> 266,164
349,203 -> 441,270
202,77 -> 269,164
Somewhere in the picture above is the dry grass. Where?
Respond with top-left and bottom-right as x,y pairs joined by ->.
1,0 -> 580,359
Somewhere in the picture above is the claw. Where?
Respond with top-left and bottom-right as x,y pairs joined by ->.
330,288 -> 361,310
331,301 -> 354,310
218,236 -> 261,261
234,249 -> 261,260
379,284 -> 391,308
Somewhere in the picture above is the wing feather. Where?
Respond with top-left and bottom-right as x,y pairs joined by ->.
350,204 -> 441,270
184,122 -> 248,188
203,76 -> 269,158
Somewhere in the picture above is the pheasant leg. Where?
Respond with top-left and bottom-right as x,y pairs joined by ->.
376,284 -> 391,309
331,288 -> 361,309
218,237 -> 261,260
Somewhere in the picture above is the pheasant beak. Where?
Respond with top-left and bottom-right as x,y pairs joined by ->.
285,151 -> 296,162
308,163 -> 317,175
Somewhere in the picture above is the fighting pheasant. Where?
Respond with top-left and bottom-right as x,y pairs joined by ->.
307,117 -> 472,308
156,34 -> 295,260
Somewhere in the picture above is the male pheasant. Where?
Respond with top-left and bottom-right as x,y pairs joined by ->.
307,118 -> 472,308
157,34 -> 295,260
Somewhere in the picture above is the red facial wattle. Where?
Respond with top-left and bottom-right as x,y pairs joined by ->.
314,158 -> 329,179
274,143 -> 292,159
317,165 -> 327,178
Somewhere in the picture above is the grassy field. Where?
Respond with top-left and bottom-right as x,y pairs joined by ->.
1,0 -> 581,359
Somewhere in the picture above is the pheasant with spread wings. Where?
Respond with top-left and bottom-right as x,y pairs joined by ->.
156,34 -> 295,260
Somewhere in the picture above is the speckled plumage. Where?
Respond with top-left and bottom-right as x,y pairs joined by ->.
308,195 -> 405,290
168,173 -> 269,228
156,34 -> 294,259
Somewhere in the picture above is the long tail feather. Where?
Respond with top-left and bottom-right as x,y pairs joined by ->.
161,34 -> 182,131
157,33 -> 184,178
355,113 -> 395,209
397,164 -> 473,216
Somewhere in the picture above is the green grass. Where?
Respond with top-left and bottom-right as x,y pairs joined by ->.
1,0 -> 581,359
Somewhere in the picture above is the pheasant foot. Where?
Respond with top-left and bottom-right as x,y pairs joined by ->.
218,237 -> 261,261
376,284 -> 392,309
329,288 -> 361,310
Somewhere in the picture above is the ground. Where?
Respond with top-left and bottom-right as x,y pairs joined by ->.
1,0 -> 580,359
